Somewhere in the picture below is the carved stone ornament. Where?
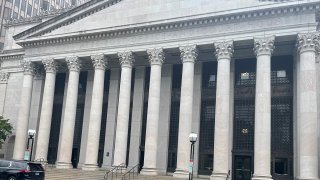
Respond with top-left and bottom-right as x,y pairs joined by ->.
91,54 -> 108,70
179,45 -> 198,63
21,60 -> 36,75
0,72 -> 9,84
147,48 -> 165,65
118,51 -> 134,68
42,58 -> 57,73
214,41 -> 234,60
297,33 -> 320,53
66,56 -> 81,72
254,36 -> 275,56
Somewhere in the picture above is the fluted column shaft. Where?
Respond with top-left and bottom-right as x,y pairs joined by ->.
13,61 -> 35,160
174,45 -> 198,178
211,41 -> 233,180
35,59 -> 57,161
83,55 -> 108,170
141,49 -> 164,175
296,33 -> 319,180
113,51 -> 134,166
56,57 -> 81,169
252,36 -> 275,180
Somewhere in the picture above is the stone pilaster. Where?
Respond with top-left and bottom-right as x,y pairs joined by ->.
296,33 -> 319,180
211,41 -> 233,180
113,51 -> 134,166
252,36 -> 275,180
174,45 -> 198,178
0,72 -> 9,84
83,54 -> 108,170
141,48 -> 164,175
56,56 -> 81,169
35,59 -> 58,161
0,71 -> 9,116
13,60 -> 36,160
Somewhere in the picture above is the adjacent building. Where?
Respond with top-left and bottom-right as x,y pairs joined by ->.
0,0 -> 319,180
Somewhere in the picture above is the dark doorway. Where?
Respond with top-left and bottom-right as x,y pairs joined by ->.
233,155 -> 252,180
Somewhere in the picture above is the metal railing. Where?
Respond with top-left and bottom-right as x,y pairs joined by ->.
121,164 -> 139,180
104,163 -> 126,180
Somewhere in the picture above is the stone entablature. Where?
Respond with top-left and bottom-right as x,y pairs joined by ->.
15,1 -> 320,48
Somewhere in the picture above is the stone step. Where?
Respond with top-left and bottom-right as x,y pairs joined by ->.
44,168 -> 209,180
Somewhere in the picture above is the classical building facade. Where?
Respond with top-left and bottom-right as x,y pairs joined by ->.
0,0 -> 320,179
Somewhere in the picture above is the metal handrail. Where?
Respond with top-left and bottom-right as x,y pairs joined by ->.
121,164 -> 139,180
104,163 -> 126,180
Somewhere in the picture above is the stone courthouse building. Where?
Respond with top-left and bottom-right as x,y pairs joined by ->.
0,0 -> 320,179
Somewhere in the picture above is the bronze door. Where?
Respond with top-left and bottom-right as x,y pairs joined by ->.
234,155 -> 252,180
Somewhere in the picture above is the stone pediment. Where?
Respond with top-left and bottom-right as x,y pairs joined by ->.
14,0 -> 318,44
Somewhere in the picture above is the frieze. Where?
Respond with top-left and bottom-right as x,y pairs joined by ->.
91,54 -> 108,70
147,48 -> 165,65
215,41 -> 234,60
17,2 -> 320,48
0,72 -> 9,84
42,59 -> 58,73
118,51 -> 134,68
254,36 -> 275,56
297,33 -> 320,53
66,56 -> 81,72
179,45 -> 198,63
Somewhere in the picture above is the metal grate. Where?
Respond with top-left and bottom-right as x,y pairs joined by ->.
167,64 -> 182,172
198,101 -> 215,175
233,100 -> 255,152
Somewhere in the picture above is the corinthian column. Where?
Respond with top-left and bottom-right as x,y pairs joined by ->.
252,36 -> 275,180
174,45 -> 198,178
141,48 -> 165,175
113,51 -> 134,166
56,57 -> 81,169
211,41 -> 233,180
296,33 -> 319,180
0,72 -> 9,115
83,54 -> 108,170
13,61 -> 36,160
35,59 -> 57,161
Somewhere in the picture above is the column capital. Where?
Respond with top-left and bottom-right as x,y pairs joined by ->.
214,41 -> 234,60
42,58 -> 57,74
21,60 -> 36,75
0,72 -> 9,84
118,51 -> 134,68
297,32 -> 320,53
179,45 -> 198,63
66,56 -> 81,72
254,36 -> 275,56
147,48 -> 165,66
91,54 -> 108,70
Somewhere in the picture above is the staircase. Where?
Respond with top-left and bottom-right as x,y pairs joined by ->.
45,168 -> 209,180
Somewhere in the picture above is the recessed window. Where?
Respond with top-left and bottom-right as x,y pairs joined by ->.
277,70 -> 286,78
241,72 -> 250,80
274,158 -> 288,175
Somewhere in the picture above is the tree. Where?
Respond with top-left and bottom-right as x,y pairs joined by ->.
0,116 -> 12,148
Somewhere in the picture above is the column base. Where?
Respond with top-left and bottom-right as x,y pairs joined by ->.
82,164 -> 99,171
140,167 -> 160,176
252,174 -> 273,180
210,172 -> 229,180
56,162 -> 73,169
173,169 -> 189,179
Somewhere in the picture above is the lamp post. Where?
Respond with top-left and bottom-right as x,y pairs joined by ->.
189,132 -> 197,180
27,129 -> 36,161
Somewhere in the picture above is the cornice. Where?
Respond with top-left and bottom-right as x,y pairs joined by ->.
17,1 -> 320,48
